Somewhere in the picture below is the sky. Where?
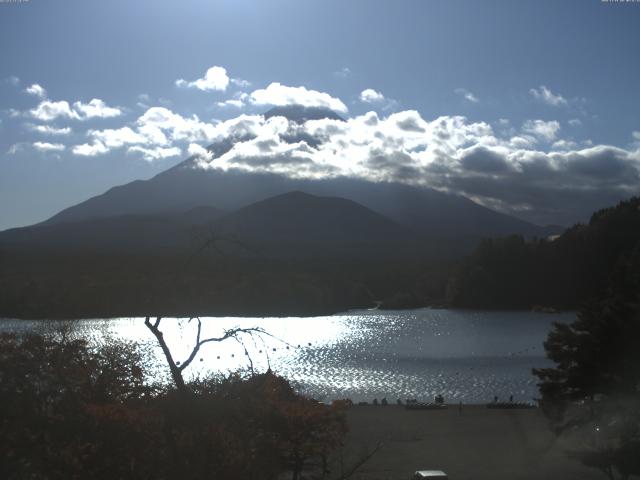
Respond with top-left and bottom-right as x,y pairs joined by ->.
1,0 -> 639,230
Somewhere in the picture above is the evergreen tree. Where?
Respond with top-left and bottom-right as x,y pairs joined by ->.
534,245 -> 640,479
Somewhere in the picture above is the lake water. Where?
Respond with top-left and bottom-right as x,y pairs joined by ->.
0,309 -> 572,404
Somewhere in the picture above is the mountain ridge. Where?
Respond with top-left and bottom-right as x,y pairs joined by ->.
40,167 -> 560,240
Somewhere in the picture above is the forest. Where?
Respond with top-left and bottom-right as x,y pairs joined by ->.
448,197 -> 640,310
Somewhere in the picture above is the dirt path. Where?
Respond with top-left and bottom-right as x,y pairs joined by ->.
333,405 -> 603,480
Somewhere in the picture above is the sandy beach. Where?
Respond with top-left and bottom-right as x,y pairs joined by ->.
337,405 -> 601,480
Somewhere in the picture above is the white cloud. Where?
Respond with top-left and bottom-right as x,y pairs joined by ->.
128,145 -> 182,161
33,141 -> 65,152
568,118 -> 582,127
359,88 -> 385,104
136,107 -> 218,143
230,78 -> 251,88
136,94 -> 151,109
359,88 -> 399,111
217,92 -> 249,109
72,142 -> 110,156
26,124 -> 72,135
73,99 -> 122,119
334,67 -> 352,78
551,139 -> 578,151
30,100 -> 77,121
522,119 -> 561,142
71,107 -> 223,160
529,85 -> 568,107
176,66 -> 230,92
30,98 -> 122,121
188,143 -> 214,162
217,99 -> 245,108
89,126 -> 148,148
25,84 -> 47,98
633,131 -> 640,141
249,83 -> 348,113
454,88 -> 479,103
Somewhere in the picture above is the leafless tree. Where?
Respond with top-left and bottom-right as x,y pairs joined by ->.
144,316 -> 267,393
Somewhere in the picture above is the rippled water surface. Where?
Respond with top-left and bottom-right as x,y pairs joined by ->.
0,309 -> 573,403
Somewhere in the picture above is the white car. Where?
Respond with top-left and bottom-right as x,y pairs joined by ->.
413,470 -> 448,479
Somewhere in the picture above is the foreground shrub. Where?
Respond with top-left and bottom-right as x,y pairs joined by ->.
0,331 -> 347,480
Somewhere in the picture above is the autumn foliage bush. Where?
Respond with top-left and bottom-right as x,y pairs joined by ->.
0,331 -> 347,480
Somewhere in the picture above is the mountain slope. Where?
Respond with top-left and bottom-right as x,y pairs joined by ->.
42,168 -> 558,240
0,192 -> 416,259
0,207 -> 224,254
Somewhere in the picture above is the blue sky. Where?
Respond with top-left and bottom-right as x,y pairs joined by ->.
1,0 -> 639,229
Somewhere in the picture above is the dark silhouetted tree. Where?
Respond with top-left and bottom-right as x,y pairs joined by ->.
534,244 -> 640,479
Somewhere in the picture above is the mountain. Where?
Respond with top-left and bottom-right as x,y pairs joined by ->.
37,107 -> 560,243
41,167 -> 559,241
0,191 -> 415,258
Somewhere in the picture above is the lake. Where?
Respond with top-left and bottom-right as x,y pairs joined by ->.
0,308 -> 572,404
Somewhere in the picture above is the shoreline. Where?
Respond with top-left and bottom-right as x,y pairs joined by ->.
0,305 -> 576,322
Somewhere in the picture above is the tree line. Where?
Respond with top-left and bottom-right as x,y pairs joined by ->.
447,197 -> 640,310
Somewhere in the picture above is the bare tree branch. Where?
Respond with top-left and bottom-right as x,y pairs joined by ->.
145,316 -> 187,392
144,316 -> 277,392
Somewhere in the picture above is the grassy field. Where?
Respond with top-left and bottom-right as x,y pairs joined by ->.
336,405 -> 602,480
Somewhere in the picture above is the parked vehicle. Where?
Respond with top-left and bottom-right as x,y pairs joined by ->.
413,470 -> 448,479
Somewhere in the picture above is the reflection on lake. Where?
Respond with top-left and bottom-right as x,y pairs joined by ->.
0,309 -> 572,403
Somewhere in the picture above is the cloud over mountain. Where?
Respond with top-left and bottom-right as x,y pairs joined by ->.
182,109 -> 639,225
11,71 -> 638,226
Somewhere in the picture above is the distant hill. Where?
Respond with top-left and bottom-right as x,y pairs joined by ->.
447,197 -> 640,309
212,191 -> 412,257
